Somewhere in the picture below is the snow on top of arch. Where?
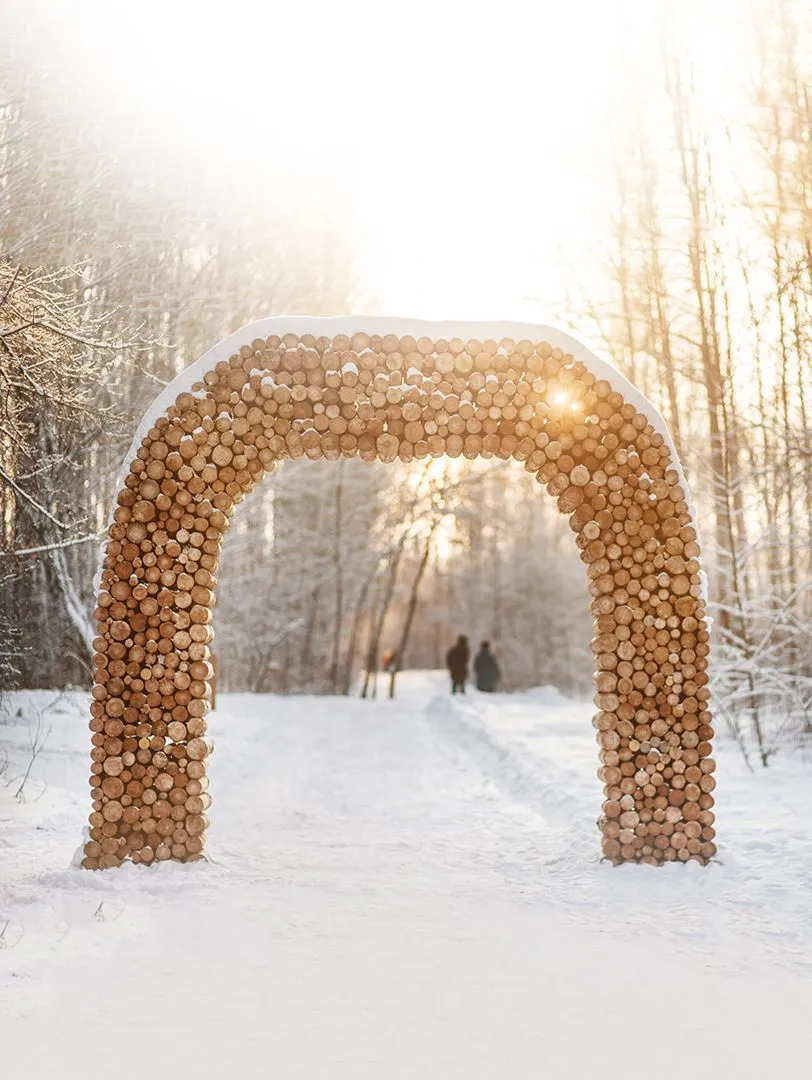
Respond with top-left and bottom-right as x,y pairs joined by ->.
104,316 -> 707,603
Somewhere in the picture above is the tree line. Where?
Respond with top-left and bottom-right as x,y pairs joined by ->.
1,0 -> 810,766
577,1 -> 812,762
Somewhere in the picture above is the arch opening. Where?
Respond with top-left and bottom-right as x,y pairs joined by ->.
84,318 -> 716,869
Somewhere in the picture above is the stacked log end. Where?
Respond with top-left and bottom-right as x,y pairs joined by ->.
83,331 -> 715,869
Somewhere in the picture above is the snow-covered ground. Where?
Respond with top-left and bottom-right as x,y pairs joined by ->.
1,673 -> 810,1078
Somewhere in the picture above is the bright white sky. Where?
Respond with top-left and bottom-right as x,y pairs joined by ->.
12,0 -> 754,322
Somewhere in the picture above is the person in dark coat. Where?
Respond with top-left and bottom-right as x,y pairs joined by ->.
446,634 -> 470,694
474,641 -> 501,692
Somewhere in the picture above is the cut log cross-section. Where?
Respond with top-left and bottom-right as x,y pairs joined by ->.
83,317 -> 716,869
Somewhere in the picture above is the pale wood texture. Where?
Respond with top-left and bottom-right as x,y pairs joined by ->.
83,333 -> 716,869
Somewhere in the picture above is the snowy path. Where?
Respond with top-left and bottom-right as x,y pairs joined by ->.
1,674 -> 811,1078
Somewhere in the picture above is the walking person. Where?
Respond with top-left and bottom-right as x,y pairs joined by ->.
474,640 -> 501,692
446,634 -> 470,694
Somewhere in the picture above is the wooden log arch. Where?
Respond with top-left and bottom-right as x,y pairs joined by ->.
83,317 -> 716,869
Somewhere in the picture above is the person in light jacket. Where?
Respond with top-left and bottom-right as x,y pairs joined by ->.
474,640 -> 501,692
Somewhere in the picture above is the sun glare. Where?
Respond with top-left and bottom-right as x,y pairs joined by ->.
15,0 -> 754,320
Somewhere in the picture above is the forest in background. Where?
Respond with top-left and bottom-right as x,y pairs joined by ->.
1,1 -> 811,765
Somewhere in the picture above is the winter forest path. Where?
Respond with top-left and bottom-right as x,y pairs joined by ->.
1,674 -> 811,1078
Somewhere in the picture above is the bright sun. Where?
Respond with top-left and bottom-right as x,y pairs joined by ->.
17,0 -> 751,321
